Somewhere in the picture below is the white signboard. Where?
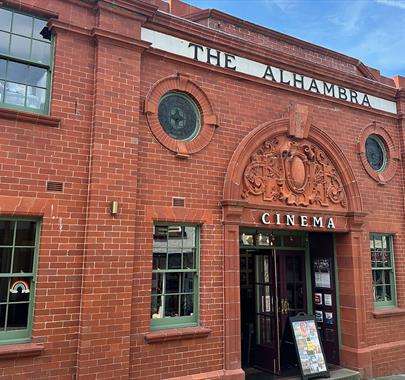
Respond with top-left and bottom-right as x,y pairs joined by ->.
142,28 -> 397,114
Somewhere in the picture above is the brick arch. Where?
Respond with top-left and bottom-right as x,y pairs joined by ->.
223,117 -> 363,214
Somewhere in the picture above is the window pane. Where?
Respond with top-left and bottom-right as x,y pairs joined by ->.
5,82 -> 26,106
183,226 -> 196,248
167,252 -> 181,269
180,294 -> 193,316
153,250 -> 166,270
0,60 -> 6,79
154,226 -> 168,241
10,34 -> 31,60
27,66 -> 47,87
167,226 -> 182,248
0,80 -> 3,102
151,295 -> 162,318
0,304 -> 5,329
0,278 -> 9,302
0,220 -> 14,245
164,295 -> 179,317
374,236 -> 382,249
31,40 -> 50,64
0,248 -> 12,273
0,31 -> 10,55
15,221 -> 36,246
33,19 -> 47,40
7,302 -> 29,330
370,249 -> 376,267
373,270 -> 382,286
12,248 -> 34,273
182,272 -> 194,293
9,278 -> 31,302
385,285 -> 392,301
12,13 -> 32,37
7,61 -> 28,83
151,272 -> 163,295
166,273 -> 180,293
375,250 -> 384,268
183,249 -> 195,269
26,86 -> 45,110
384,270 -> 391,286
0,9 -> 12,32
374,285 -> 384,302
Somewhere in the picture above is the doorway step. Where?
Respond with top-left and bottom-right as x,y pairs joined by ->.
244,367 -> 360,380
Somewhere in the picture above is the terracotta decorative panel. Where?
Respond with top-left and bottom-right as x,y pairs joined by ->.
241,134 -> 347,210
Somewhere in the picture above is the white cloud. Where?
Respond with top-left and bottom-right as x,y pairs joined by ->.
376,0 -> 405,10
264,0 -> 297,14
327,1 -> 368,34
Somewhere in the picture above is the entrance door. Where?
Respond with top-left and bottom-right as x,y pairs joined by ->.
277,250 -> 307,337
253,249 -> 307,373
253,250 -> 279,373
277,250 -> 307,369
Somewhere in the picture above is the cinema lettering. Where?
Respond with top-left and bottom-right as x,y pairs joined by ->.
260,212 -> 336,229
141,28 -> 397,114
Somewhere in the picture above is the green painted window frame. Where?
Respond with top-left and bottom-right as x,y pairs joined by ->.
370,233 -> 397,308
0,218 -> 41,344
151,224 -> 200,330
0,6 -> 53,115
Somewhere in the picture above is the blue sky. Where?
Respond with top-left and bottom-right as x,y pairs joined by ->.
185,0 -> 405,78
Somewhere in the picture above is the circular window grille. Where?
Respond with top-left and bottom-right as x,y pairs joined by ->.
158,92 -> 201,141
358,123 -> 399,185
365,134 -> 387,172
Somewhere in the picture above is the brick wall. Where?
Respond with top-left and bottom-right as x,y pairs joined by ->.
0,0 -> 403,379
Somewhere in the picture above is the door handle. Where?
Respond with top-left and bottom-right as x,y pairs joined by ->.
280,299 -> 290,315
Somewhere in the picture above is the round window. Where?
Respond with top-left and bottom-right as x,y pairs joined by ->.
365,135 -> 386,172
157,92 -> 201,141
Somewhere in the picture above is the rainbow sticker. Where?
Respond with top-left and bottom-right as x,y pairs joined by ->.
9,280 -> 30,294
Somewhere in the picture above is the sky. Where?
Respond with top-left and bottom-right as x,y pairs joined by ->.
185,0 -> 405,78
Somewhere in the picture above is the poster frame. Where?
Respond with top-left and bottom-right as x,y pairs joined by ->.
289,315 -> 330,380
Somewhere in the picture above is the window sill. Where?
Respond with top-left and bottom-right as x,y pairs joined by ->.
372,307 -> 405,319
0,343 -> 44,360
145,326 -> 211,344
0,108 -> 61,128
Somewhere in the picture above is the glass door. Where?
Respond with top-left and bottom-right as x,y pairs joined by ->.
254,250 -> 280,373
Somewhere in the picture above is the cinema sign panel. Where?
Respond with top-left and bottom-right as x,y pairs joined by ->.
261,212 -> 336,229
142,28 -> 397,114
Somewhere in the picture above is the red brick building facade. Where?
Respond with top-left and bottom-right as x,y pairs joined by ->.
0,0 -> 405,379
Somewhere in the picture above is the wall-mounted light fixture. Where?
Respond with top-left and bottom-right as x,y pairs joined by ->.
110,201 -> 119,215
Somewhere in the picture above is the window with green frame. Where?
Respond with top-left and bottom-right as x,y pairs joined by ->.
0,219 -> 40,343
151,224 -> 199,330
0,7 -> 52,114
370,233 -> 396,308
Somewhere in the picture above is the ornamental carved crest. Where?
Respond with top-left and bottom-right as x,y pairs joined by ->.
242,134 -> 347,209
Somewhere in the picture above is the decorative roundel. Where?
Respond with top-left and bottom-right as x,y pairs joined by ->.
145,73 -> 218,158
365,134 -> 386,172
358,123 -> 399,185
158,92 -> 200,141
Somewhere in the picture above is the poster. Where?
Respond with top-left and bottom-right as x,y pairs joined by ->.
290,316 -> 329,379
314,258 -> 331,289
324,294 -> 332,306
314,293 -> 322,305
325,312 -> 333,325
315,310 -> 323,323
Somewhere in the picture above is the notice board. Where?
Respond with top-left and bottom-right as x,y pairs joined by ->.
289,315 -> 330,380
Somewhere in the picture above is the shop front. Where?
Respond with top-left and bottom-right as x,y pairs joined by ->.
221,108 -> 367,378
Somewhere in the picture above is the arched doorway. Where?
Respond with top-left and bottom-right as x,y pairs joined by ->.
221,105 -> 367,379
